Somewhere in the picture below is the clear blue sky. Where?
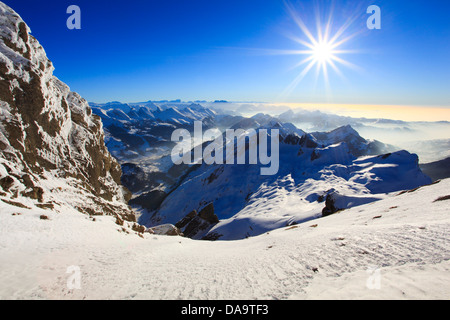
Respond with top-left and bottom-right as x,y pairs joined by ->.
4,0 -> 450,106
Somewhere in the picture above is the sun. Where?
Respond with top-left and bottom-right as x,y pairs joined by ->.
312,41 -> 334,63
279,1 -> 361,97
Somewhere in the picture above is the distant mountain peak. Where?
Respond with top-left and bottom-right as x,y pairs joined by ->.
330,124 -> 359,135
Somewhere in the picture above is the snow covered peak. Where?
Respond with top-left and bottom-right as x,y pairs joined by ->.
311,125 -> 391,157
313,125 -> 361,142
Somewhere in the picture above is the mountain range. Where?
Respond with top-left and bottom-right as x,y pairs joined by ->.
89,101 -> 433,240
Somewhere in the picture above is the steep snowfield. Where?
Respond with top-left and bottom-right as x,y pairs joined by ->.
0,179 -> 448,300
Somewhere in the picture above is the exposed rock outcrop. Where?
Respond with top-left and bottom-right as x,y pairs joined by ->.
198,203 -> 219,224
322,192 -> 339,217
175,203 -> 219,239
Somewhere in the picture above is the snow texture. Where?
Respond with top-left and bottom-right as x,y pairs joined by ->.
0,178 -> 449,299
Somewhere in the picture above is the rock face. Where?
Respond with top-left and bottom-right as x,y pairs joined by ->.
198,203 -> 219,224
0,2 -> 134,221
322,192 -> 339,217
174,203 -> 220,239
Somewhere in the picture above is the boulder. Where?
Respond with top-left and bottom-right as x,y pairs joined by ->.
147,224 -> 183,236
174,203 -> 220,239
198,203 -> 219,224
322,192 -> 339,217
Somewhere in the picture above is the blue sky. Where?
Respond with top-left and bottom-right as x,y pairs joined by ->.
5,0 -> 450,108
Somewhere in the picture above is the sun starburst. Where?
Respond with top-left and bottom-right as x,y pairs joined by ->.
280,1 -> 362,98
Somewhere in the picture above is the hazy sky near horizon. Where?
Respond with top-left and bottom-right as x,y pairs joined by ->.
5,0 -> 450,114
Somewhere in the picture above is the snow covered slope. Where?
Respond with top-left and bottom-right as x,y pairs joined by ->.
0,2 -> 134,221
141,123 -> 430,240
1,177 -> 448,299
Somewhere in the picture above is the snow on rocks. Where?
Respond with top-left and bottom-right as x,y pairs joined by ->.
146,224 -> 183,236
0,2 -> 134,222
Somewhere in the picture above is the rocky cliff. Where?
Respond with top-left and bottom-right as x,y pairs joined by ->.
0,2 -> 134,221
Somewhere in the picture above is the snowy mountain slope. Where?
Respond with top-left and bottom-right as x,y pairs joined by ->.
140,123 -> 431,240
1,178 -> 448,299
89,101 -> 245,202
310,125 -> 391,157
0,2 -> 134,221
